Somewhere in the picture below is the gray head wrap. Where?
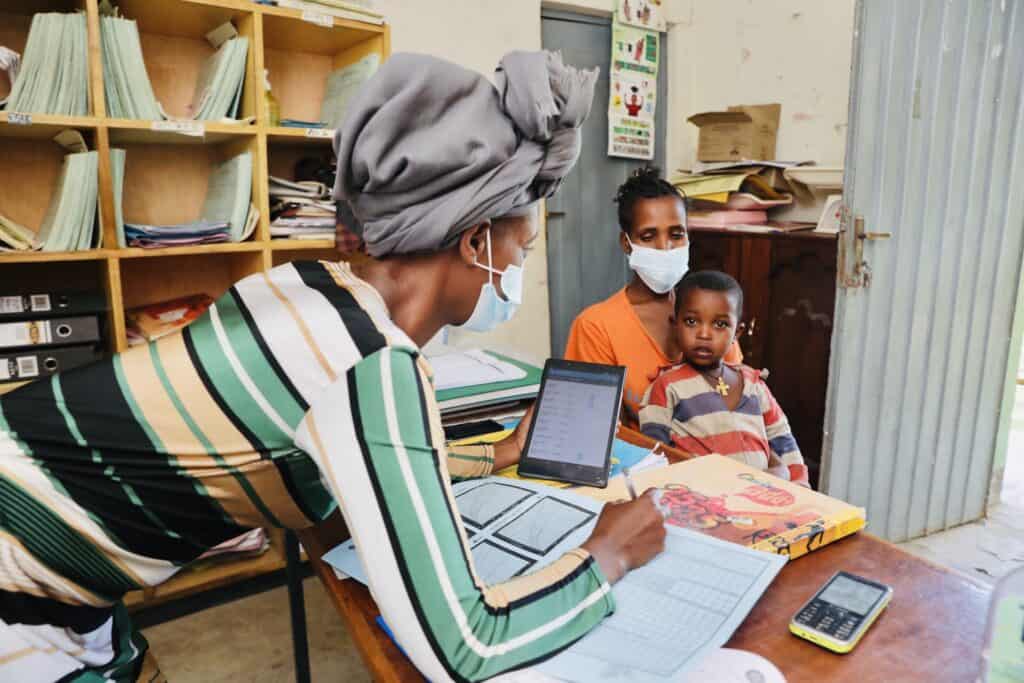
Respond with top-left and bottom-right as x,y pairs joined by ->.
332,50 -> 598,257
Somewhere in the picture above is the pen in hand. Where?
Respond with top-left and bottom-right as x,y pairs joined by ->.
623,467 -> 638,501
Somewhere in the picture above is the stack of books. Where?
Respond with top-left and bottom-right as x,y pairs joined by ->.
100,15 -> 248,121
115,150 -> 255,248
0,291 -> 105,385
269,176 -> 335,240
6,13 -> 90,116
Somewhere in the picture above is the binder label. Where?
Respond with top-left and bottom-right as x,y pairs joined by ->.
0,321 -> 52,348
302,10 -> 334,27
305,128 -> 334,139
151,120 -> 206,137
1,296 -> 25,314
30,294 -> 51,312
16,356 -> 38,379
7,112 -> 31,126
0,360 -> 8,380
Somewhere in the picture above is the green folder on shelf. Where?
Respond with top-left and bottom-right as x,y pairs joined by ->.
433,351 -> 541,415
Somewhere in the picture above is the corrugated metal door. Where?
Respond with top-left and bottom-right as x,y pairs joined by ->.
823,0 -> 1024,541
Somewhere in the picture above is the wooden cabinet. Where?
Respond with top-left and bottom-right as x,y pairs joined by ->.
689,228 -> 838,487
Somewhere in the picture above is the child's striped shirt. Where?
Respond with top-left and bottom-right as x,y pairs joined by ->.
639,363 -> 810,487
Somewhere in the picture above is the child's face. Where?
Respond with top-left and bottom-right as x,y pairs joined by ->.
674,288 -> 740,368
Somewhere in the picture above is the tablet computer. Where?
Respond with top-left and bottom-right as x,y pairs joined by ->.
517,359 -> 626,488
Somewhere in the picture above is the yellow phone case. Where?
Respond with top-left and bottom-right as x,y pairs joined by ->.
789,594 -> 891,654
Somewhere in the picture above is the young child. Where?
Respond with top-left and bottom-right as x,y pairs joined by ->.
639,270 -> 811,487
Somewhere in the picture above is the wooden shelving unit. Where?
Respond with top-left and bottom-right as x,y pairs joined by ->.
0,0 -> 388,607
0,0 -> 388,355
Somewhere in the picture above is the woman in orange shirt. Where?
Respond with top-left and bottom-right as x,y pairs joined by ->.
565,167 -> 742,423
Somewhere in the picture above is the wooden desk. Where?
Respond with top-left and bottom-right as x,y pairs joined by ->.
300,521 -> 991,683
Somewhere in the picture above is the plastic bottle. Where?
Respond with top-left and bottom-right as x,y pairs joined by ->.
981,565 -> 1024,682
263,69 -> 280,127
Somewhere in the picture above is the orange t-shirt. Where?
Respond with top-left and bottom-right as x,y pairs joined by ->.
564,288 -> 743,422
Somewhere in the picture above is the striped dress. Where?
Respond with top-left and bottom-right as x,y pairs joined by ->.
0,261 -> 614,683
639,363 -> 810,487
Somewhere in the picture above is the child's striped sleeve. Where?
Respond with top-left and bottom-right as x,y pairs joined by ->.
760,381 -> 810,488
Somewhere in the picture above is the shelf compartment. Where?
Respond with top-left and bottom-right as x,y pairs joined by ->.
0,1 -> 96,116
108,0 -> 259,122
114,135 -> 259,247
118,249 -> 264,313
262,12 -> 385,126
0,130 -> 101,252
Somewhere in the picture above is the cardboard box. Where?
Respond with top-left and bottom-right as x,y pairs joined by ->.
688,103 -> 781,162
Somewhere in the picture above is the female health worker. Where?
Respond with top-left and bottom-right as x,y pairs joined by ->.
0,51 -> 666,683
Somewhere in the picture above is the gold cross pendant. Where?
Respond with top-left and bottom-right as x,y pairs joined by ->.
715,376 -> 730,397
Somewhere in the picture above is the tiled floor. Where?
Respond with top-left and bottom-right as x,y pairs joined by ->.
897,386 -> 1024,585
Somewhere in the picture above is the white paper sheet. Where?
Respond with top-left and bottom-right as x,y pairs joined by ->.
429,349 -> 527,391
322,478 -> 786,682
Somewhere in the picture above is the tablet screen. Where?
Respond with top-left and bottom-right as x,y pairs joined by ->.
526,363 -> 623,469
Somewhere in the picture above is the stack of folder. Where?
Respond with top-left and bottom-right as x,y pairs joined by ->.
672,162 -> 805,230
100,15 -> 248,121
36,151 -> 100,252
115,150 -> 255,248
269,176 -> 335,240
429,348 -> 542,422
6,13 -> 90,116
99,15 -> 163,120
0,291 -> 105,385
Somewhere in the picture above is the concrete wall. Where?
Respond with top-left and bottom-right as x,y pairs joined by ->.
667,0 -> 856,172
373,0 -> 856,360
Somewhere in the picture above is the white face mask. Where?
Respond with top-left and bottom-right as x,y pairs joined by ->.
457,229 -> 524,332
626,237 -> 690,294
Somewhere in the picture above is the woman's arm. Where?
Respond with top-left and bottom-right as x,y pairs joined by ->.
295,347 -> 663,682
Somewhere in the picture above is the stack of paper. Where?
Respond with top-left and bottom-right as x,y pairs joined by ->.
320,53 -> 380,128
0,47 -> 20,109
325,478 -> 787,682
34,152 -> 100,252
6,13 -> 90,115
0,214 -> 40,251
202,152 -> 254,241
123,220 -> 231,248
269,175 -> 334,239
189,37 -> 249,121
99,16 -> 164,120
117,150 -> 255,248
274,0 -> 385,24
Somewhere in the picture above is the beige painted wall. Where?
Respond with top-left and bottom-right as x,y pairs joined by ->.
373,0 -> 855,360
667,0 -> 856,172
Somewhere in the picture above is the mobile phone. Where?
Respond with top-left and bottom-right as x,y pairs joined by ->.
789,571 -> 892,654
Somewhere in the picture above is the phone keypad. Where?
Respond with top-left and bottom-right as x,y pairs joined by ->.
797,600 -> 862,641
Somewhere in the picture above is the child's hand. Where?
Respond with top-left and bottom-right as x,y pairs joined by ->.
582,489 -> 666,584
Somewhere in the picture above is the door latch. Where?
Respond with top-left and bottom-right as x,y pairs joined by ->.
840,212 -> 892,289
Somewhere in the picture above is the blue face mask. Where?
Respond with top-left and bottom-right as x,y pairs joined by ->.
458,229 -> 525,332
